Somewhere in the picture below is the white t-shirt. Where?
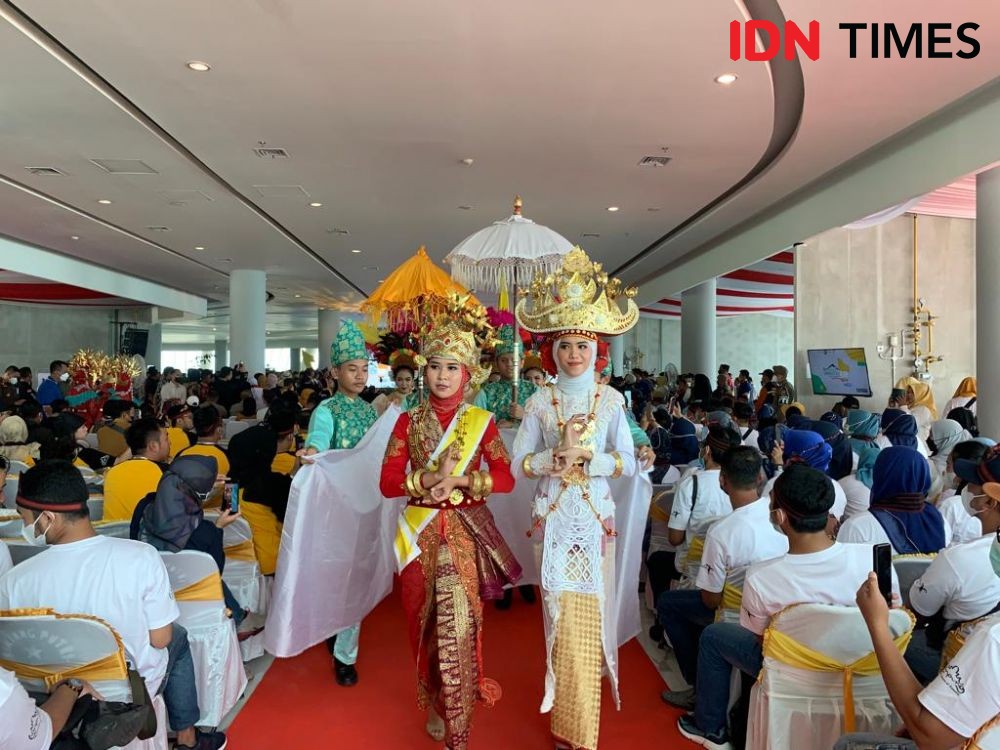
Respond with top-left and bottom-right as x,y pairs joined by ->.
838,474 -> 871,520
695,498 -> 788,594
837,510 -> 953,555
909,535 -> 1000,624
737,427 -> 759,450
942,396 -> 977,418
762,471 -> 848,521
938,492 -> 983,546
919,620 -> 1000,739
0,542 -> 12,578
740,541 -> 900,635
0,535 -> 179,693
0,667 -> 51,750
668,468 -> 733,567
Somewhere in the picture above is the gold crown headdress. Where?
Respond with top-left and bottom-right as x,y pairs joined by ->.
416,293 -> 497,389
515,247 -> 639,336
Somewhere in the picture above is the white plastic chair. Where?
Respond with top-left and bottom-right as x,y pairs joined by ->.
7,460 -> 31,475
747,604 -> 914,750
221,516 -> 264,615
223,420 -> 254,440
88,495 -> 105,522
0,509 -> 23,537
93,520 -> 132,539
3,475 -> 17,508
0,610 -> 167,749
892,554 -> 935,610
159,551 -> 247,727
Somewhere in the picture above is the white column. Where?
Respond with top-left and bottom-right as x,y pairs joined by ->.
977,168 -> 1000,439
214,339 -> 228,371
681,279 -> 717,376
660,318 -> 671,372
318,309 -> 341,369
610,335 -> 625,376
229,270 -> 266,374
290,348 -> 301,372
145,323 -> 162,370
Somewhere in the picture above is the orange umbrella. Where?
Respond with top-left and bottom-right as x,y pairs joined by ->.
361,246 -> 479,332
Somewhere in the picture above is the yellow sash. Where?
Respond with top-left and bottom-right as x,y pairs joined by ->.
224,539 -> 257,563
761,617 -> 913,733
174,573 -> 224,601
394,406 -> 492,572
686,536 -> 705,564
966,714 -> 1000,750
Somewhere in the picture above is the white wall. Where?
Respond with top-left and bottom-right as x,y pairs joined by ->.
0,302 -> 122,375
794,214 -> 975,416
624,313 -> 794,382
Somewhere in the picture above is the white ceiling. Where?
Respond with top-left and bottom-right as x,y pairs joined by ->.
0,0 -> 998,346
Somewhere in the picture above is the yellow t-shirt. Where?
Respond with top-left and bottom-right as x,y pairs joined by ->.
178,443 -> 230,477
103,459 -> 163,522
166,427 -> 192,460
240,499 -> 282,576
271,452 -> 296,476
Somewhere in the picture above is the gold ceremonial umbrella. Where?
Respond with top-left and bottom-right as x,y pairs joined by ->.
361,246 -> 479,332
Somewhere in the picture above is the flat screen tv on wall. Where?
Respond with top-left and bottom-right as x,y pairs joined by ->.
806,348 -> 873,397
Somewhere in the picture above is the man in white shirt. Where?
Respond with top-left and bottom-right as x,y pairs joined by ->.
0,539 -> 11,577
675,464 -> 900,750
667,426 -> 742,578
659,447 -> 787,710
0,667 -> 102,750
159,367 -> 188,406
732,403 -> 758,450
841,532 -> 1000,750
903,477 -> 1000,683
0,460 -> 226,750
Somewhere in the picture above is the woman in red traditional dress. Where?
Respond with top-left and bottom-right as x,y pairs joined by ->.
380,315 -> 523,750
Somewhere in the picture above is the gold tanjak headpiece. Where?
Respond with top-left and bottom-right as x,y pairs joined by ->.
515,247 -> 639,336
416,293 -> 497,389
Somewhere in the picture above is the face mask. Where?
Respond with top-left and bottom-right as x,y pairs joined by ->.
695,424 -> 708,442
991,536 -> 1000,578
59,372 -> 70,382
8,377 -> 17,385
21,514 -> 51,547
960,488 -> 986,517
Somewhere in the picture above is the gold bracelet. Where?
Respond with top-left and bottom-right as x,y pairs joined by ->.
522,454 -> 538,479
469,471 -> 482,498
610,451 -> 624,479
482,472 -> 493,496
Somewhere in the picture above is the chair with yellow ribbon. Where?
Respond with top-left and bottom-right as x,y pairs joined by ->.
714,566 -> 748,625
891,553 -> 935,610
967,713 -> 1000,750
677,515 -> 727,590
747,603 -> 915,750
221,514 -> 265,615
92,519 -> 132,539
158,550 -> 247,727
0,609 -> 169,749
940,611 -> 1000,672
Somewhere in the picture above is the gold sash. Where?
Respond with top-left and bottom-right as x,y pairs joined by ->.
224,539 -> 257,563
686,536 -> 705,564
393,405 -> 492,572
174,573 -> 224,601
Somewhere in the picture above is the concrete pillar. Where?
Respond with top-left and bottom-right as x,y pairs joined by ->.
610,335 -> 625,376
145,323 -> 162,370
681,279 -> 717,377
290,348 -> 301,372
214,339 -> 228,371
229,269 -> 266,374
977,168 -> 1000,438
318,310 -> 341,369
660,319 -> 671,372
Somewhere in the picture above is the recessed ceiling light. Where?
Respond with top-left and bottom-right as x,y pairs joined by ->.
377,279 -> 385,283
458,205 -> 473,210
194,246 -> 205,251
309,202 -> 323,207
97,199 -> 112,205
294,294 -> 301,298
212,327 -> 217,331
460,158 -> 475,166
186,61 -> 211,72
70,235 -> 80,240
351,249 -> 362,254
647,207 -> 661,212
715,73 -> 738,85
607,206 -> 620,212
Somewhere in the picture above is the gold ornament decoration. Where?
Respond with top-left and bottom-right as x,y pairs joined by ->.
515,247 -> 639,336
417,293 -> 497,389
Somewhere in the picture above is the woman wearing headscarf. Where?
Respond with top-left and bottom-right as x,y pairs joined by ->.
927,419 -> 973,501
0,415 -> 40,465
689,373 -> 713,405
946,406 -> 978,438
762,427 -> 847,523
841,410 -> 882,519
934,439 -> 989,546
135,454 -> 249,623
667,415 -> 701,468
381,311 -> 521,750
805,419 -> 853,481
44,412 -> 115,470
838,446 -> 949,554
942,376 -> 977,417
896,376 -> 938,441
779,401 -> 807,427
878,408 -> 931,458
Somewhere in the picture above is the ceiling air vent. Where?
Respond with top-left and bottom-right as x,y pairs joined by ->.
25,167 -> 65,176
90,159 -> 158,174
637,156 -> 672,167
327,227 -> 351,236
580,233 -> 601,239
146,226 -> 170,232
254,184 -> 309,199
253,147 -> 290,159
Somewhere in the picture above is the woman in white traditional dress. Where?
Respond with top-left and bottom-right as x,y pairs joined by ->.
511,248 -> 639,750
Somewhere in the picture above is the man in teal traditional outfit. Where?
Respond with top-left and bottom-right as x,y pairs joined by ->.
301,320 -> 378,686
473,324 -> 537,426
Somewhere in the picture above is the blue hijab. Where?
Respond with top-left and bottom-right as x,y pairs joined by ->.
805,420 -> 852,481
669,418 -> 701,466
846,409 -> 882,489
758,423 -> 786,479
880,408 -> 919,450
869,446 -> 944,554
782,429 -> 833,472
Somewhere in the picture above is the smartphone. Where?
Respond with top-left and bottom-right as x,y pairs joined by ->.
873,542 -> 892,606
889,388 -> 905,406
224,482 -> 239,514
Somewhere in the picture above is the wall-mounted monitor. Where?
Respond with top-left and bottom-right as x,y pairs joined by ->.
806,348 -> 872,397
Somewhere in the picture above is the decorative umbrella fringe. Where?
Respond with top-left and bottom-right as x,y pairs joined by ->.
450,258 -> 565,291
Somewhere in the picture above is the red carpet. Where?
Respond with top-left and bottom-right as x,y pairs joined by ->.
228,590 -> 689,748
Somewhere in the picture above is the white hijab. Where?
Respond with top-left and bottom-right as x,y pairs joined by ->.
552,337 -> 598,397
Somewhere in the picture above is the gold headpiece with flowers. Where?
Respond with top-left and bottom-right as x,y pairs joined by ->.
416,293 -> 498,389
515,247 -> 639,336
